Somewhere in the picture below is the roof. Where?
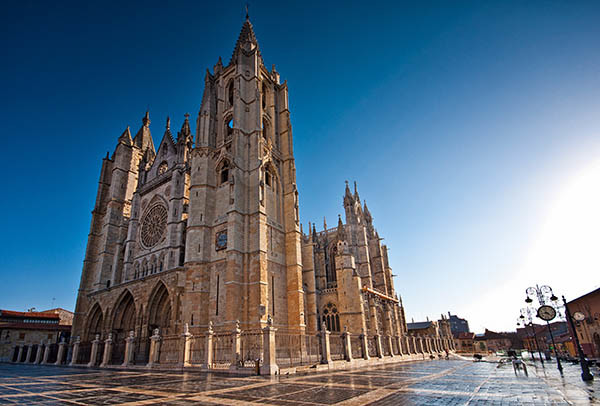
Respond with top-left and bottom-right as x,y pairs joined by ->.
0,310 -> 60,320
456,332 -> 475,339
407,321 -> 433,330
0,323 -> 71,331
567,287 -> 600,304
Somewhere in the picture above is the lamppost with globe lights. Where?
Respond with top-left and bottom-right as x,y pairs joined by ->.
517,307 -> 544,365
561,295 -> 594,382
524,284 -> 563,373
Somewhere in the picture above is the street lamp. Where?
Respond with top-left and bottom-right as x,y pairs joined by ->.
524,284 -> 563,374
518,307 -> 544,366
562,295 -> 594,382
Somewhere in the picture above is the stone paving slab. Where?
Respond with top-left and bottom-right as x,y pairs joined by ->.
0,359 -> 599,405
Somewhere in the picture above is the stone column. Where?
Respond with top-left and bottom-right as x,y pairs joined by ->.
260,316 -> 278,375
374,334 -> 383,358
122,331 -> 135,367
319,322 -> 332,365
34,343 -> 43,364
147,328 -> 161,368
42,341 -> 51,364
55,338 -> 67,365
100,333 -> 113,368
25,345 -> 33,363
179,323 -> 192,368
230,320 -> 242,370
88,334 -> 100,367
395,336 -> 403,356
404,336 -> 411,355
69,337 -> 80,366
426,337 -> 432,353
12,345 -> 19,363
360,329 -> 370,360
342,327 -> 352,362
203,322 -> 214,369
387,335 -> 394,357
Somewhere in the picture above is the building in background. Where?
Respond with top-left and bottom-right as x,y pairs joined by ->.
446,312 -> 470,335
454,332 -> 476,353
407,316 -> 452,341
566,288 -> 600,358
517,321 -> 573,357
0,309 -> 72,362
474,329 -> 523,353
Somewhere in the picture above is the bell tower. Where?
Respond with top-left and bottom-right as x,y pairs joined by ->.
185,18 -> 304,332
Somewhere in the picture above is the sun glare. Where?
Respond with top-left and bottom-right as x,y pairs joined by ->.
522,160 -> 600,293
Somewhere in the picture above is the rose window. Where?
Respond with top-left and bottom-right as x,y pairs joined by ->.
140,204 -> 168,248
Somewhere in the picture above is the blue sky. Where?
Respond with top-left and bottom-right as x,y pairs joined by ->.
1,1 -> 599,333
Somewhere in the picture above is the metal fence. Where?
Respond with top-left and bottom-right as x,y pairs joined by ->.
211,333 -> 232,369
367,336 -> 378,358
158,335 -> 180,365
351,335 -> 363,359
329,333 -> 345,361
189,335 -> 205,366
240,331 -> 262,367
275,332 -> 320,367
382,336 -> 391,356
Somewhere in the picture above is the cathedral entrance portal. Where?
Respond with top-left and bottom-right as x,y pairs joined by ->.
111,291 -> 136,365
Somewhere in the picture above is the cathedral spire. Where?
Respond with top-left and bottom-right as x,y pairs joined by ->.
118,126 -> 132,146
363,200 -> 372,223
353,181 -> 361,203
133,111 -> 155,153
344,180 -> 354,207
336,214 -> 345,242
230,17 -> 262,65
178,113 -> 192,143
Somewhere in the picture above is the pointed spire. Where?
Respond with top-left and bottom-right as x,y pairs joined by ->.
230,18 -> 262,65
178,113 -> 191,139
344,180 -> 354,207
312,223 -> 317,241
363,200 -> 372,223
353,181 -> 361,203
336,214 -> 345,242
166,116 -> 170,131
118,126 -> 132,146
133,111 -> 155,153
323,216 -> 327,231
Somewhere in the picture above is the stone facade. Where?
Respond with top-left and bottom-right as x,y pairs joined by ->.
71,18 -> 412,367
0,309 -> 72,362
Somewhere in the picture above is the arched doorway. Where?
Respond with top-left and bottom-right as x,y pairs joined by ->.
111,290 -> 136,365
85,303 -> 104,341
148,282 -> 172,335
142,282 -> 172,364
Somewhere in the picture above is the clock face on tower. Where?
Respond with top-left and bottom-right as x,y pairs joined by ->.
215,231 -> 227,251
537,305 -> 557,321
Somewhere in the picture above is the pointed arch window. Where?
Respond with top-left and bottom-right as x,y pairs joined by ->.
225,118 -> 233,141
262,82 -> 267,110
322,303 -> 340,332
262,120 -> 269,140
218,160 -> 230,185
227,80 -> 234,107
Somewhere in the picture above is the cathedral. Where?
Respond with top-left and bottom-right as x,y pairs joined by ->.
71,18 -> 408,365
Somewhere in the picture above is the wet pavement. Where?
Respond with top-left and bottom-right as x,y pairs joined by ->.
0,359 -> 598,405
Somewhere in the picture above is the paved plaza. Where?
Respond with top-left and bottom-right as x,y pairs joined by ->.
0,359 -> 598,405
